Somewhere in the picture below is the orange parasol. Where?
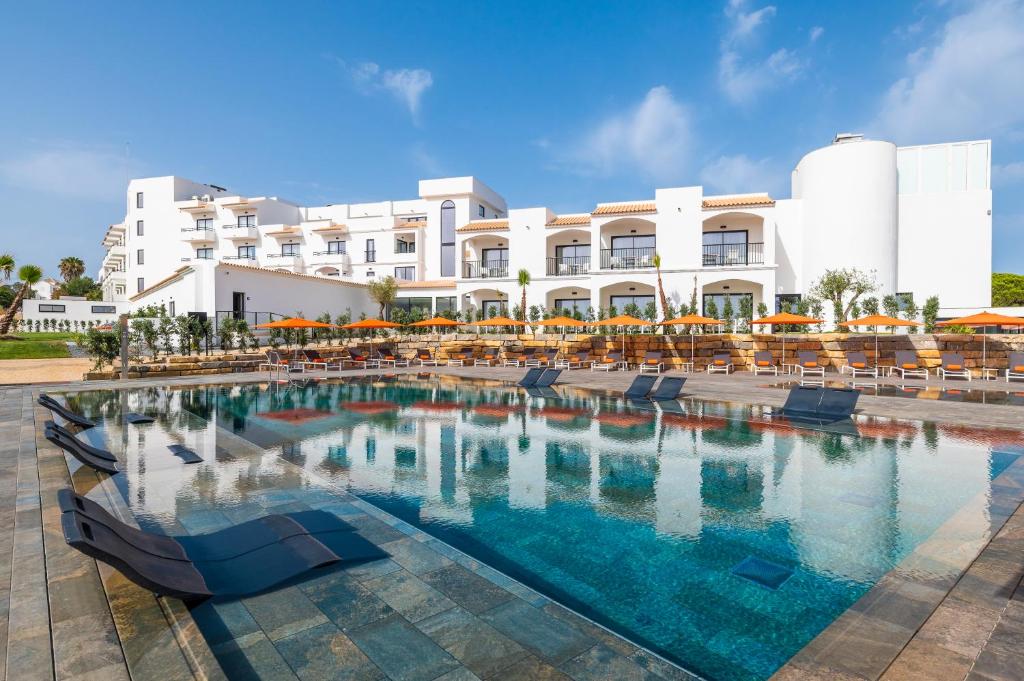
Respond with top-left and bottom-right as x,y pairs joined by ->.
409,316 -> 464,328
474,316 -> 526,327
593,314 -> 652,357
839,314 -> 916,364
658,314 -> 725,367
342,318 -> 402,359
751,312 -> 824,362
254,317 -> 335,329
534,315 -> 586,327
938,311 -> 1024,367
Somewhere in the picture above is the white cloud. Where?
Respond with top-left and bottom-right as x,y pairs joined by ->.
411,143 -> 443,176
699,154 -> 786,196
339,59 -> 433,122
809,26 -> 824,42
717,0 -> 804,104
993,161 -> 1024,187
0,146 -> 130,201
872,0 -> 1024,143
564,86 -> 691,183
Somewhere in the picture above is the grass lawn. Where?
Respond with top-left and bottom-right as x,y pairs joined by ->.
7,331 -> 79,341
0,339 -> 72,359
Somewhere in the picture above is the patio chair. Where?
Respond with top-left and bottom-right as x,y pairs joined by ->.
38,395 -> 96,429
526,349 -> 558,367
447,347 -> 475,367
1007,352 -> 1024,383
475,348 -> 500,366
44,426 -> 119,474
300,349 -> 342,372
517,367 -> 545,387
937,353 -> 971,381
555,351 -> 590,369
840,351 -> 877,378
650,376 -> 686,401
751,351 -> 777,376
343,347 -> 372,368
624,374 -> 658,399
638,351 -> 664,374
893,351 -> 928,380
376,347 -> 410,368
413,348 -> 438,366
501,348 -> 525,367
535,369 -> 562,387
591,351 -> 625,372
781,385 -> 859,421
795,351 -> 825,377
706,353 -> 734,374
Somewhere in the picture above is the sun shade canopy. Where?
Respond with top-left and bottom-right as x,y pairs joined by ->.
658,314 -> 724,326
254,317 -> 335,329
839,314 -> 915,327
751,313 -> 823,326
534,316 -> 586,327
474,316 -> 527,326
593,315 -> 652,327
342,318 -> 402,329
937,312 -> 1024,327
408,317 -> 464,327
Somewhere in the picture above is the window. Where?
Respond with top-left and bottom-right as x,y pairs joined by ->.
703,230 -> 755,265
365,239 -> 376,262
39,304 -> 66,313
704,293 -> 753,316
237,245 -> 255,259
555,244 -> 590,260
395,237 -> 415,253
553,298 -> 591,315
169,301 -> 175,317
196,248 -> 213,260
896,292 -> 914,311
610,235 -> 656,251
91,305 -> 116,314
394,266 -> 415,281
609,294 -> 654,313
136,220 -> 144,236
196,218 -> 213,230
440,200 -> 456,277
281,243 -> 299,256
393,297 -> 432,316
478,204 -> 485,218
481,300 -> 507,318
775,293 -> 801,313
367,270 -> 375,278
136,192 -> 144,208
136,249 -> 144,265
237,214 -> 256,227
435,296 -> 457,315
481,247 -> 508,265
327,240 -> 346,254
137,278 -> 145,293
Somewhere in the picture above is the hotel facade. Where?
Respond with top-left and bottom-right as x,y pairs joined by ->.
101,134 -> 992,326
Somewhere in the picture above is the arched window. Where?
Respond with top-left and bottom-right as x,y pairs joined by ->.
440,200 -> 456,277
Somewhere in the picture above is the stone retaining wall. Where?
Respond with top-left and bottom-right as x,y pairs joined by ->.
83,333 -> 1024,380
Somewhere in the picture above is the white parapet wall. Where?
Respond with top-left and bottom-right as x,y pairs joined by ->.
21,297 -> 129,329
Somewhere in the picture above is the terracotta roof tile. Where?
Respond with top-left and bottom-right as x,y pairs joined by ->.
397,279 -> 457,289
456,219 -> 509,233
592,201 -> 657,216
546,214 -> 592,227
311,224 -> 346,233
702,194 -> 775,209
265,227 -> 303,237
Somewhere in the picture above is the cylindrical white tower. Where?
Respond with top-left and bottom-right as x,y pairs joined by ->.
792,138 -> 898,298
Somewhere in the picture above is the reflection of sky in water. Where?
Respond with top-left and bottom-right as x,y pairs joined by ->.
64,377 -> 1021,681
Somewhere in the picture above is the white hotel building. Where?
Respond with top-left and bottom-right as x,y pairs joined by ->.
101,134 -> 992,326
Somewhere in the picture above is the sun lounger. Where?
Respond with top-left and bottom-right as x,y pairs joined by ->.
892,351 -> 928,380
45,421 -> 116,461
526,349 -> 558,367
413,349 -> 438,366
624,374 -> 658,399
638,351 -> 664,374
840,351 -> 877,378
259,350 -> 301,375
555,351 -> 590,369
38,395 -> 96,429
781,385 -> 860,421
535,369 -> 562,387
751,350 -> 777,376
501,349 -> 525,367
937,353 -> 971,381
517,367 -> 546,387
301,349 -> 343,372
1008,352 -> 1024,383
795,351 -> 825,377
475,348 -> 499,366
591,351 -> 625,372
650,376 -> 686,400
447,347 -> 474,366
706,353 -> 734,374
45,427 -> 119,474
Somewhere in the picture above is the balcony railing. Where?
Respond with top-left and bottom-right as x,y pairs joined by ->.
181,226 -> 215,233
365,250 -> 376,263
702,242 -> 764,266
312,249 -> 347,257
600,247 -> 656,270
267,253 -> 302,260
546,256 -> 591,276
223,254 -> 256,261
395,243 -> 416,254
463,260 -> 509,279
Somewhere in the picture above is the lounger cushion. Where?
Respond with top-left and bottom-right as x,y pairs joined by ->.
852,362 -> 865,368
646,359 -> 659,365
902,363 -> 918,369
757,360 -> 770,367
1014,365 -> 1024,372
714,359 -> 726,366
947,364 -> 962,371
803,361 -> 818,368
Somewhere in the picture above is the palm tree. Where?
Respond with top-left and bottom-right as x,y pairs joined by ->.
367,276 -> 398,318
58,256 -> 85,282
0,254 -> 14,281
653,253 -> 669,321
0,264 -> 43,335
517,269 -> 530,322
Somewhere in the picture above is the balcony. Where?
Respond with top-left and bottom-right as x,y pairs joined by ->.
265,253 -> 303,270
463,260 -> 509,279
546,256 -> 591,276
702,242 -> 764,267
600,247 -> 655,270
222,224 -> 259,239
309,249 -> 348,263
223,254 -> 257,262
181,226 -> 216,243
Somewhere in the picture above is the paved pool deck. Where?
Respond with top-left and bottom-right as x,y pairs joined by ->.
2,366 -> 1023,681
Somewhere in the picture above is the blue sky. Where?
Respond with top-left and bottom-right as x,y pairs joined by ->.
1,0 -> 1022,279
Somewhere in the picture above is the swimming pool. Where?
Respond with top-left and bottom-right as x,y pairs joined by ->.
61,376 -> 1023,680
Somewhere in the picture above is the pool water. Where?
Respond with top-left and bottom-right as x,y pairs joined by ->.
62,376 -> 1023,681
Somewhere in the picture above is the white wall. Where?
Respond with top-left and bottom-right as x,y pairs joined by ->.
22,298 -> 128,327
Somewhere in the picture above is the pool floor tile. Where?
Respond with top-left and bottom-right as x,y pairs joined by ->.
212,631 -> 299,681
347,614 -> 461,681
480,600 -> 596,666
414,606 -> 527,678
362,569 -> 456,623
275,622 -> 384,681
242,586 -> 330,641
419,564 -> 514,614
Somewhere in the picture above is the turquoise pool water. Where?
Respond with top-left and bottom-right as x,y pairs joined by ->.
63,376 -> 1022,680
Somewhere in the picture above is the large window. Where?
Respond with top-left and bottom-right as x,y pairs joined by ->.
481,300 -> 507,318
394,266 -> 415,281
237,214 -> 256,227
435,296 -> 457,315
39,304 -> 66,313
91,305 -> 116,314
702,230 -> 752,266
327,240 -> 346,254
553,298 -> 591,315
196,248 -> 213,260
237,245 -> 255,259
365,239 -> 376,263
610,294 -> 654,312
481,248 -> 508,265
775,293 -> 801,312
555,244 -> 590,259
281,243 -> 299,256
440,200 -> 456,277
196,218 -> 213,230
136,220 -> 144,236
392,297 -> 432,316
137,278 -> 145,293
610,235 -> 655,250
704,292 -> 753,316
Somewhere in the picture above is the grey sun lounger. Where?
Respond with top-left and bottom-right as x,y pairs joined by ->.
535,369 -> 562,387
45,426 -> 119,474
781,385 -> 860,421
517,367 -> 546,387
624,374 -> 658,399
650,376 -> 686,400
38,394 -> 96,429
45,421 -> 117,461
